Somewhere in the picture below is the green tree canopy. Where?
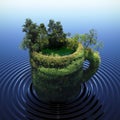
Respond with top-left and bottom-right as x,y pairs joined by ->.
73,29 -> 103,51
21,19 -> 67,51
21,19 -> 103,53
21,19 -> 39,51
47,19 -> 67,48
80,29 -> 97,49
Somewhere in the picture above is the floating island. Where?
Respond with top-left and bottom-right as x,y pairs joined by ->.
21,19 -> 102,102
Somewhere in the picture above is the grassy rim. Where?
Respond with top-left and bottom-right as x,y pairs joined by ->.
31,43 -> 84,68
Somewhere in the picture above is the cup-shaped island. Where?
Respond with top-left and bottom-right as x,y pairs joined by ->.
21,19 -> 101,102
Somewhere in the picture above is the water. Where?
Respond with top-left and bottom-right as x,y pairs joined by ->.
0,0 -> 120,120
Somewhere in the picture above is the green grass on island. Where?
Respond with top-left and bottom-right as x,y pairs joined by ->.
41,47 -> 74,56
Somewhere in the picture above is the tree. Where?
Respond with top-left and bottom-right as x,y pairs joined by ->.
80,29 -> 97,49
72,29 -> 103,51
47,19 -> 67,49
36,23 -> 49,51
22,19 -> 38,43
21,19 -> 39,51
38,23 -> 47,39
48,19 -> 55,34
79,29 -> 103,50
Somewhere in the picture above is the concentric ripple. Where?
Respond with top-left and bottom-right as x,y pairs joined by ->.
0,55 -> 120,120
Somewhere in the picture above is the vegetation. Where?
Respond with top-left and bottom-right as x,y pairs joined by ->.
41,47 -> 74,56
72,29 -> 103,51
21,19 -> 102,53
21,19 -> 67,52
31,43 -> 83,69
47,19 -> 67,49
21,19 -> 102,102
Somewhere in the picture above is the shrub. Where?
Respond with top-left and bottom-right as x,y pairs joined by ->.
66,38 -> 78,50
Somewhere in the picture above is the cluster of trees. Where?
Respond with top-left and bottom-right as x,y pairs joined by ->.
21,19 -> 67,52
21,19 -> 103,52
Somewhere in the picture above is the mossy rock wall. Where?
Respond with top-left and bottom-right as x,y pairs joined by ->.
30,43 -> 100,102
32,68 -> 83,102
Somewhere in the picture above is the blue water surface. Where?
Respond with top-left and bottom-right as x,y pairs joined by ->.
0,0 -> 120,120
